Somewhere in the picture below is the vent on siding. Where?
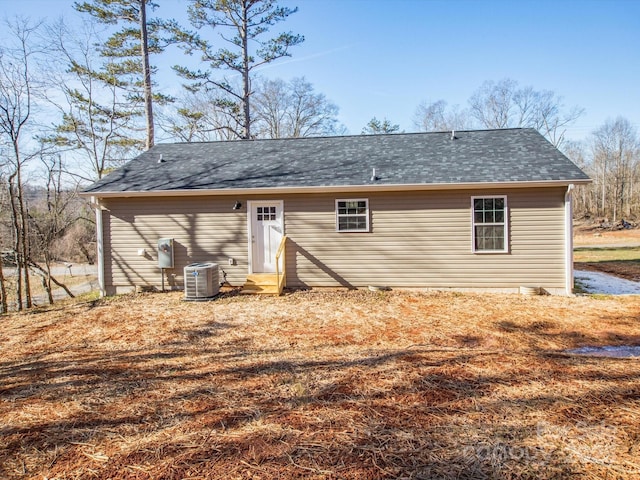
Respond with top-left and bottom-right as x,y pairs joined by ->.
184,263 -> 219,300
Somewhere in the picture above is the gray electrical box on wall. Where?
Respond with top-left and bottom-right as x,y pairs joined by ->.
157,238 -> 174,268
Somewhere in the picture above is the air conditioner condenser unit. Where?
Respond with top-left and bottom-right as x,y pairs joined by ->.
184,262 -> 219,301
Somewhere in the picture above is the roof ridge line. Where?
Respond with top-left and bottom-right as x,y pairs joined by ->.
151,127 -> 530,147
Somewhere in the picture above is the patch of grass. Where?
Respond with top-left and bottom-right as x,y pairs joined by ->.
574,247 -> 640,281
1,291 -> 640,479
572,279 -> 589,295
75,289 -> 101,302
588,293 -> 616,300
574,246 -> 640,263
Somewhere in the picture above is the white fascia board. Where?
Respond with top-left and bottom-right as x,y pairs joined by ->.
80,178 -> 592,199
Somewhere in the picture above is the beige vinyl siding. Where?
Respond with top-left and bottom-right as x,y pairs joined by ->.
101,196 -> 248,294
284,187 -> 566,290
100,186 -> 567,294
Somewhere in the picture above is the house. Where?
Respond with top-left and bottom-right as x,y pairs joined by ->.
82,128 -> 591,296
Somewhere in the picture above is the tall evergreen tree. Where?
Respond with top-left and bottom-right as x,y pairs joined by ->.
74,0 -> 182,149
176,0 -> 304,139
362,117 -> 400,135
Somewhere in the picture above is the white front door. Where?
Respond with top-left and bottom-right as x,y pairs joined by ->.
249,201 -> 284,273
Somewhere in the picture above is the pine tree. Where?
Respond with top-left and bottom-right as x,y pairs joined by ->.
175,0 -> 304,139
362,117 -> 400,135
74,0 -> 182,149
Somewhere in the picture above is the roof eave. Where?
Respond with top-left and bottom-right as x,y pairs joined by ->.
81,178 -> 592,199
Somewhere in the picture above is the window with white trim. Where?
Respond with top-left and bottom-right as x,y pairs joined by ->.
336,199 -> 369,232
472,196 -> 508,252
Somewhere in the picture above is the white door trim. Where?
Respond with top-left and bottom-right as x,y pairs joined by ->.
247,200 -> 284,274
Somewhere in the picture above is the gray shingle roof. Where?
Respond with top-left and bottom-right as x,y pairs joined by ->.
84,128 -> 590,194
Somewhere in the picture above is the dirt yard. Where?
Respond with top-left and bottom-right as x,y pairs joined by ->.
1,290 -> 640,479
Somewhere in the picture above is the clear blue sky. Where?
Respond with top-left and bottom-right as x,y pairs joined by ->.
2,0 -> 639,141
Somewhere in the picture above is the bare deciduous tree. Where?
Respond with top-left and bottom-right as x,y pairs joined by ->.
565,118 -> 640,223
45,19 -> 143,181
590,117 -> 640,222
0,19 -> 41,310
413,99 -> 471,132
253,77 -> 340,138
157,87 -> 243,142
562,140 -> 593,217
28,154 -> 85,304
468,78 -> 583,148
0,171 -> 8,313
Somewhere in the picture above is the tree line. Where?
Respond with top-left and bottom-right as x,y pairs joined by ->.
1,0 -> 637,312
409,80 -> 640,223
564,118 -> 640,224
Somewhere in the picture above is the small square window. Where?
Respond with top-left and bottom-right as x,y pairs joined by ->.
336,199 -> 369,232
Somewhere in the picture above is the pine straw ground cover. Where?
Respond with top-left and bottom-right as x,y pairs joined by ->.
1,290 -> 640,480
